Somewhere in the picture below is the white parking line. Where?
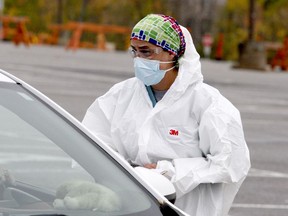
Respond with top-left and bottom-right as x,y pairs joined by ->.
233,168 -> 288,211
232,203 -> 288,210
248,168 -> 288,178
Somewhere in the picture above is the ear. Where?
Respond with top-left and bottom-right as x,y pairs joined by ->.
169,54 -> 179,68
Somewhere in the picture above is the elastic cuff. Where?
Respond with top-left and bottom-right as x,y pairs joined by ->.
156,160 -> 175,179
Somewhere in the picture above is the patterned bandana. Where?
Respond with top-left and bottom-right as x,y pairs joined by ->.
131,14 -> 186,57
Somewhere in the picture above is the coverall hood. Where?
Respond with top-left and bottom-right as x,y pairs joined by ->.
170,25 -> 203,98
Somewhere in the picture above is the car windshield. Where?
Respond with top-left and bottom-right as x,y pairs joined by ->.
0,82 -> 165,216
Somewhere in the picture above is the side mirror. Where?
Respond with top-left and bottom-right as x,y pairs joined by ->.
134,167 -> 176,203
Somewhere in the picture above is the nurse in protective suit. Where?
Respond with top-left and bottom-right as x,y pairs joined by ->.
82,14 -> 250,216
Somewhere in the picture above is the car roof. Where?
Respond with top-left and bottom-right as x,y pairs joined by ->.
0,69 -> 17,83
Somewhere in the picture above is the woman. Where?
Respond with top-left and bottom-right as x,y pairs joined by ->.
82,14 -> 250,216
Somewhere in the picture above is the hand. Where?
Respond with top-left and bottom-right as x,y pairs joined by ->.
0,167 -> 15,199
0,167 -> 15,187
143,163 -> 157,169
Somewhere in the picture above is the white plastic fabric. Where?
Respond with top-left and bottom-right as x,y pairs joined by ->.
82,26 -> 250,216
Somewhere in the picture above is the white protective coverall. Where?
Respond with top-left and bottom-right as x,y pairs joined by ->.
82,26 -> 251,216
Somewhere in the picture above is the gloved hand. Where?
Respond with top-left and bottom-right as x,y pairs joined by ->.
0,167 -> 15,188
156,160 -> 175,180
0,167 -> 15,199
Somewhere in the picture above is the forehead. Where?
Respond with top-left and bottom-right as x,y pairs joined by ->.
130,39 -> 158,49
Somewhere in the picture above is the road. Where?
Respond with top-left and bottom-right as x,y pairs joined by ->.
1,42 -> 288,216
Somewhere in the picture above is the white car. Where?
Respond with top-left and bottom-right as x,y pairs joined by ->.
0,69 -> 189,216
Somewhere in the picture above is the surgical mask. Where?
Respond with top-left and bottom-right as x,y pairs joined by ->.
133,57 -> 175,86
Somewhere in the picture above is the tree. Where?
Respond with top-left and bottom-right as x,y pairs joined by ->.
261,0 -> 288,41
214,0 -> 288,60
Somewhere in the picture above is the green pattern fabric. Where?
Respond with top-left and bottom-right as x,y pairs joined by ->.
131,14 -> 186,56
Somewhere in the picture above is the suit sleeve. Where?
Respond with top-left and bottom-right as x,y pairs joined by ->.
82,86 -> 119,151
158,96 -> 251,198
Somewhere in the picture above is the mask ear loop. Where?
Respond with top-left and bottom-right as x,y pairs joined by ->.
163,65 -> 176,72
159,57 -> 177,72
159,60 -> 176,64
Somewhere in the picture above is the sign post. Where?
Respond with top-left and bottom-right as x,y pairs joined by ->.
202,33 -> 213,58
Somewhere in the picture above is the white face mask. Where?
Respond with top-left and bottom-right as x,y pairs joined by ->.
133,57 -> 175,86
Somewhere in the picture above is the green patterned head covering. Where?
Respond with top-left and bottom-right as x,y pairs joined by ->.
131,14 -> 186,57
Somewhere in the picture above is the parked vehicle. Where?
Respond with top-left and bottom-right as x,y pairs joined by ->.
0,69 -> 188,216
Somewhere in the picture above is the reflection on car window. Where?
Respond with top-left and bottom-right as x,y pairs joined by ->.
0,83 -> 163,216
0,96 -> 93,188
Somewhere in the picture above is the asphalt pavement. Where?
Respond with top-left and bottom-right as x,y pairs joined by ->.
1,42 -> 288,216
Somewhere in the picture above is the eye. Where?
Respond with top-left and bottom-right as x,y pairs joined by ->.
139,50 -> 152,57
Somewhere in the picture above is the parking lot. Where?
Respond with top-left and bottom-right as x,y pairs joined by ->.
1,42 -> 288,215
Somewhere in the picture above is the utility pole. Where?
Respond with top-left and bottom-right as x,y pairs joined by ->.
56,0 -> 63,24
248,0 -> 255,41
79,0 -> 89,22
235,0 -> 267,70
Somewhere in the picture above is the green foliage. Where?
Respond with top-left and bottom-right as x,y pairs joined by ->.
214,0 -> 288,60
3,0 -> 55,32
261,0 -> 288,40
213,0 -> 248,60
2,0 -> 171,49
2,0 -> 288,54
2,0 -> 170,28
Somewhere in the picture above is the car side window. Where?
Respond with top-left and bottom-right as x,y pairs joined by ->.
0,104 -> 94,188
